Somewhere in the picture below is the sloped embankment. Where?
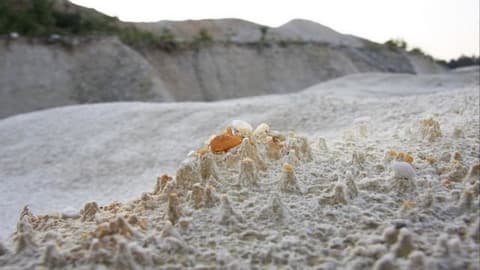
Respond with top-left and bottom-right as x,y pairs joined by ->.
0,35 -> 444,118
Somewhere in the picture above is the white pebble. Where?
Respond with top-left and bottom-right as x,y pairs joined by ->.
391,161 -> 416,180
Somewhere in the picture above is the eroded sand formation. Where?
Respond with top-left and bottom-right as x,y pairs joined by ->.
0,111 -> 479,269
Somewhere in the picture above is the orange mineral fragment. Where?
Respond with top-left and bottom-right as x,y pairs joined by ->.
209,128 -> 243,153
397,152 -> 414,163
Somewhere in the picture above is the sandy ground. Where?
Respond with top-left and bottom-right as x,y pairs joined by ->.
0,69 -> 479,269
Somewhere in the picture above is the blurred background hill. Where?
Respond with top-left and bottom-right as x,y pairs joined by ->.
0,0 -> 478,119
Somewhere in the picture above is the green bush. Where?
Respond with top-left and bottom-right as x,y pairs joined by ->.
0,0 -> 55,36
118,26 -> 156,47
446,55 -> 480,68
193,28 -> 213,44
0,0 -> 119,36
259,26 -> 268,42
384,39 -> 407,50
157,28 -> 177,51
409,47 -> 425,55
0,0 -> 178,50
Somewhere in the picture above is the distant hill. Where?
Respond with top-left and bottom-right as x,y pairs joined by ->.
0,0 -> 447,118
135,18 -> 364,46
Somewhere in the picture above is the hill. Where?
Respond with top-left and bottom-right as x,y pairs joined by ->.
0,1 -> 447,119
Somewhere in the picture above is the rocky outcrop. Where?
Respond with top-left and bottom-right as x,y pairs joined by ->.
0,37 -> 173,118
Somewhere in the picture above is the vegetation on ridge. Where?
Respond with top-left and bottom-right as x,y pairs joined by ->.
384,38 -> 479,69
1,0 -> 478,67
0,0 -> 179,50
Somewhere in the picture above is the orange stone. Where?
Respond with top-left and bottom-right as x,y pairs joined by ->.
209,128 -> 243,153
398,152 -> 414,163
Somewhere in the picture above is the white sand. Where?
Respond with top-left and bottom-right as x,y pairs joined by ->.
0,69 -> 479,268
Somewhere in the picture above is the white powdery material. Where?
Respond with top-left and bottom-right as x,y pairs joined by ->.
391,161 -> 416,180
0,71 -> 479,269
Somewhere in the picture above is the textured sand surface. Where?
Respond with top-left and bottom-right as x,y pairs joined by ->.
0,69 -> 479,269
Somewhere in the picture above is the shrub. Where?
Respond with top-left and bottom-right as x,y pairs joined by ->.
0,0 -> 119,36
118,26 -> 157,47
409,47 -> 424,55
446,55 -> 480,69
156,27 -> 177,51
0,0 -> 55,36
193,28 -> 213,43
384,39 -> 407,50
259,26 -> 268,42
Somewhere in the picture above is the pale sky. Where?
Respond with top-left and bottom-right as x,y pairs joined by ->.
71,0 -> 479,60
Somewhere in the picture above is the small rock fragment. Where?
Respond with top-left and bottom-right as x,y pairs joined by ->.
257,193 -> 290,223
418,117 -> 442,142
239,138 -> 267,171
373,253 -> 396,270
113,241 -> 139,270
392,228 -> 415,258
87,239 -> 109,264
161,220 -> 183,240
237,158 -> 259,188
458,190 -> 473,211
218,195 -> 243,226
343,171 -> 358,199
287,134 -> 313,161
391,161 -> 416,180
280,163 -> 302,194
319,184 -> 348,205
383,226 -> 400,245
318,137 -> 328,151
41,243 -> 65,268
204,184 -> 220,208
178,217 -> 190,231
140,193 -> 156,209
0,240 -> 9,256
209,127 -> 243,153
230,120 -> 253,137
352,151 -> 366,169
153,174 -> 173,195
92,217 -> 134,238
175,157 -> 199,191
284,149 -> 300,166
252,123 -> 270,143
420,188 -> 434,208
81,202 -> 100,222
407,251 -> 426,270
433,234 -> 449,256
167,193 -> 182,225
265,135 -> 284,160
468,217 -> 480,243
191,183 -> 205,209
397,152 -> 414,163
18,206 -> 37,224
14,220 -> 37,254
445,161 -> 468,182
464,163 -> 480,184
199,152 -> 219,182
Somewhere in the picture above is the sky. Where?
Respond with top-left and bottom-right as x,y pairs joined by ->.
70,0 -> 479,60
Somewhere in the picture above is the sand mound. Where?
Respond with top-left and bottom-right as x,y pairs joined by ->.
137,18 -> 365,46
274,19 -> 364,46
0,71 -> 478,268
136,18 -> 263,42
